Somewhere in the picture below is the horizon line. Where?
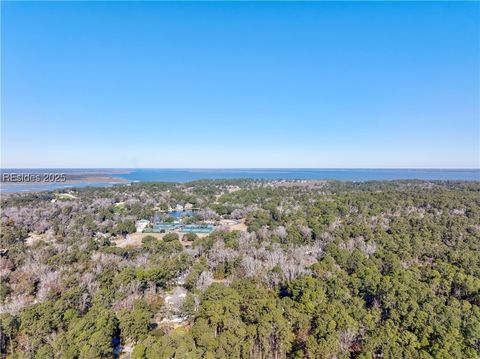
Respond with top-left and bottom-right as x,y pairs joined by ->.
1,167 -> 479,171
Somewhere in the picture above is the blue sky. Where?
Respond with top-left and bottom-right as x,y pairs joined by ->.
2,1 -> 479,168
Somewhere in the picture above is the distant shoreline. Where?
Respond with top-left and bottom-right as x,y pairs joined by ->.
0,168 -> 479,193
0,170 -> 130,193
0,169 -> 130,184
0,175 -> 128,185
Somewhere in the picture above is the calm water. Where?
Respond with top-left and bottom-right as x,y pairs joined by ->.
168,210 -> 193,218
1,168 -> 479,193
118,169 -> 480,182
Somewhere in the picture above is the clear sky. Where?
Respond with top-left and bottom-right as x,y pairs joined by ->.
1,1 -> 479,168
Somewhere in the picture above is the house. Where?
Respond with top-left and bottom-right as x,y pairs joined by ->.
135,219 -> 150,233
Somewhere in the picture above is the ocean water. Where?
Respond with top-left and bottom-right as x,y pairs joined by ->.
1,168 -> 479,193
118,168 -> 480,182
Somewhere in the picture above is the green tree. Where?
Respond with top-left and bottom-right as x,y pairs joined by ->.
163,232 -> 180,242
118,300 -> 153,344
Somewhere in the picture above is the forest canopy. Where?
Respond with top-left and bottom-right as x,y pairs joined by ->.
0,180 -> 479,358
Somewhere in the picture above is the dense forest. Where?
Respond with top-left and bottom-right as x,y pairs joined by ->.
0,180 -> 479,358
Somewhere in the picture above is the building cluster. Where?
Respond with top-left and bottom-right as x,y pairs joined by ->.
135,208 -> 214,234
